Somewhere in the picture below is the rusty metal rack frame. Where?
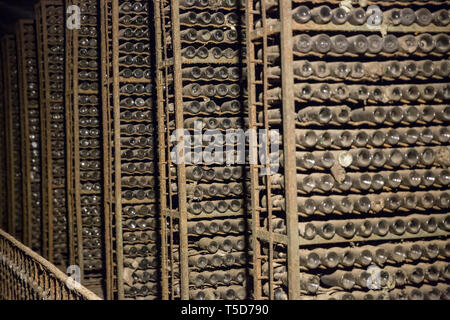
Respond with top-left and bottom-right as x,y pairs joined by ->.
0,57 -> 7,231
247,0 -> 450,300
154,0 -> 250,300
246,0 -> 299,300
154,0 -> 185,300
101,0 -> 159,300
99,0 -> 114,300
65,0 -> 76,277
34,1 -> 49,261
66,0 -> 108,294
1,35 -> 24,242
35,0 -> 70,268
16,19 -> 43,253
0,228 -> 101,300
100,0 -> 115,300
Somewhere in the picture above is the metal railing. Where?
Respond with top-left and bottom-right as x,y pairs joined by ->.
0,229 -> 101,300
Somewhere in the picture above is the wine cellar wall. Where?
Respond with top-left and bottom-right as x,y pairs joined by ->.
0,0 -> 449,300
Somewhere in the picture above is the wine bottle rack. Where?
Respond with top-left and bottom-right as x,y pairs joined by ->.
101,0 -> 159,300
1,35 -> 24,242
246,0 -> 300,300
0,0 -> 448,301
247,0 -> 450,300
35,0 -> 69,268
66,0 -> 107,296
16,19 -> 43,254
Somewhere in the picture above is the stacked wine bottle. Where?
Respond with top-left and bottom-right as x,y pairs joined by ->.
1,36 -> 24,241
69,0 -> 105,279
0,52 -> 6,232
16,20 -> 43,252
247,0 -> 295,300
250,0 -> 450,300
35,2 -> 69,267
104,0 -> 160,300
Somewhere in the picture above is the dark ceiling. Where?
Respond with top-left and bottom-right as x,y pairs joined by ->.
0,0 -> 35,36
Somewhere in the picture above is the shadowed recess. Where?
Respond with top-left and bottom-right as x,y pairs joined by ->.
0,0 -> 35,35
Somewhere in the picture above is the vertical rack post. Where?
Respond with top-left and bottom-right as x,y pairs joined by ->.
102,0 -> 161,300
16,21 -> 31,247
34,2 -> 49,259
99,0 -> 113,300
279,0 -> 300,300
0,59 -> 7,231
